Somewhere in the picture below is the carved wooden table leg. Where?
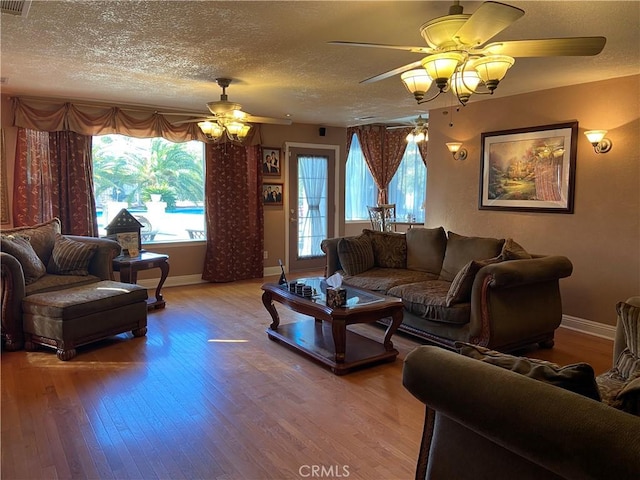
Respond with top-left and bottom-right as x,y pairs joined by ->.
153,259 -> 169,308
383,308 -> 403,351
262,291 -> 280,330
331,318 -> 347,363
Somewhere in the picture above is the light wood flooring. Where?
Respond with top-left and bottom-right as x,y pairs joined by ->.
1,275 -> 613,480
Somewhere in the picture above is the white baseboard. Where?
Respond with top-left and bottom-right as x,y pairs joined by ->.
133,268 -> 280,290
264,266 -> 282,277
135,274 -> 206,289
561,314 -> 616,341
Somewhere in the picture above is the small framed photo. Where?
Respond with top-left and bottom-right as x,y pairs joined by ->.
116,232 -> 140,256
262,147 -> 282,176
262,182 -> 283,205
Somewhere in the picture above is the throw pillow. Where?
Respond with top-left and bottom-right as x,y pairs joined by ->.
613,300 -> 640,379
47,234 -> 98,276
1,217 -> 62,266
446,257 -> 501,306
0,234 -> 47,284
439,232 -> 504,282
362,229 -> 407,269
337,234 -> 374,276
457,342 -> 601,401
500,238 -> 533,260
406,226 -> 447,275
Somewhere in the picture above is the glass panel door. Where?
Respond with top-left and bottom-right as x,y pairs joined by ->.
288,147 -> 335,272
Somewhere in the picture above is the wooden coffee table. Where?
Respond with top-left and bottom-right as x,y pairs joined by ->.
261,277 -> 403,375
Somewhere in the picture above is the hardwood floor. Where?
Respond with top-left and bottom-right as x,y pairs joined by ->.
1,276 -> 613,480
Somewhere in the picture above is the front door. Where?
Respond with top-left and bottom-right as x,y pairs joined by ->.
287,145 -> 336,272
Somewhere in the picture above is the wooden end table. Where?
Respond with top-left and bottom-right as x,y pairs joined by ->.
113,252 -> 169,310
261,277 -> 403,375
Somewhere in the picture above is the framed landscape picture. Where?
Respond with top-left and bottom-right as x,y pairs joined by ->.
262,182 -> 283,205
262,147 -> 282,176
479,122 -> 577,213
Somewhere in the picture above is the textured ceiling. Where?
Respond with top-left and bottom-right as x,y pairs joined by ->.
1,1 -> 638,127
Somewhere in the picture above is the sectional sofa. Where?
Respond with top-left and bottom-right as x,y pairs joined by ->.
321,227 -> 573,352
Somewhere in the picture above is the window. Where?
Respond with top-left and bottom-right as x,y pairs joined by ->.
344,133 -> 427,223
345,134 -> 376,221
92,135 -> 205,243
388,141 -> 427,222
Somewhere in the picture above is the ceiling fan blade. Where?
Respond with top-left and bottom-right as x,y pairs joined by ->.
386,125 -> 414,130
245,115 -> 292,125
454,1 -> 525,47
170,117 -> 213,125
361,60 -> 425,84
329,40 -> 433,54
481,37 -> 607,57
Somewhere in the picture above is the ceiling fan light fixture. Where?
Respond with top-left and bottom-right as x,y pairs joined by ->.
237,124 -> 252,139
198,121 -> 224,140
451,69 -> 481,104
401,69 -> 433,101
470,55 -> 515,91
421,52 -> 465,90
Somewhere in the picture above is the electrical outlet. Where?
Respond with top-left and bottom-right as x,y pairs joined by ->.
263,250 -> 268,259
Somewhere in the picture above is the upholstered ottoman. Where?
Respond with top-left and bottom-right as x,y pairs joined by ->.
22,280 -> 148,360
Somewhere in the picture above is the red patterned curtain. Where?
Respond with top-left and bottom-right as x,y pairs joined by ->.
12,129 -> 53,226
356,126 -> 408,204
202,142 -> 264,282
418,141 -> 428,166
12,128 -> 97,235
49,131 -> 98,236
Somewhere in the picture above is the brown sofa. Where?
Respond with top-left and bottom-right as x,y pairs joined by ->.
1,218 -> 122,350
321,228 -> 573,352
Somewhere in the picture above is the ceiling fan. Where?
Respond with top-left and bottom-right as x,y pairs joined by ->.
386,115 -> 429,143
330,1 -> 606,106
172,78 -> 292,141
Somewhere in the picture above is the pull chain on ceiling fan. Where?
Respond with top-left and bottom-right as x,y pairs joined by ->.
330,1 -> 606,107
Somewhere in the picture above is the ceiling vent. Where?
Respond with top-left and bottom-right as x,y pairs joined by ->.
1,0 -> 31,17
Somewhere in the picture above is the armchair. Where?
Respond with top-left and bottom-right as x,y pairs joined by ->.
596,296 -> 640,415
1,218 -> 121,350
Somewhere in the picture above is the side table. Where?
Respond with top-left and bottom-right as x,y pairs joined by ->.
113,252 -> 169,310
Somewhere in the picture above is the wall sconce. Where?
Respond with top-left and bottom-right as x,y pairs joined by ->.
446,142 -> 468,161
584,130 -> 612,154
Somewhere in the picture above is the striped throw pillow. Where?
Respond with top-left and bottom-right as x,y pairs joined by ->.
47,234 -> 98,276
337,234 -> 374,276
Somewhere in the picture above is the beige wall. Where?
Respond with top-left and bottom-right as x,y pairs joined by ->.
3,74 -> 638,326
425,74 -> 639,326
258,123 -> 347,268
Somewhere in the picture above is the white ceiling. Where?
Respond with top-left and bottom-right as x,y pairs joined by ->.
1,1 -> 638,127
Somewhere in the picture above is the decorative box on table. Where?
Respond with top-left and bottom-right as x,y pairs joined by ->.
105,208 -> 143,256
326,287 -> 347,308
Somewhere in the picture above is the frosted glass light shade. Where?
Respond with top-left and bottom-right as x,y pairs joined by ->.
471,55 -> 515,90
421,52 -> 465,82
446,142 -> 463,153
198,121 -> 224,139
451,70 -> 481,103
584,130 -> 607,144
401,69 -> 433,95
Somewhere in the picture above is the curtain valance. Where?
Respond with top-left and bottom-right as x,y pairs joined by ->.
11,97 -> 262,144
